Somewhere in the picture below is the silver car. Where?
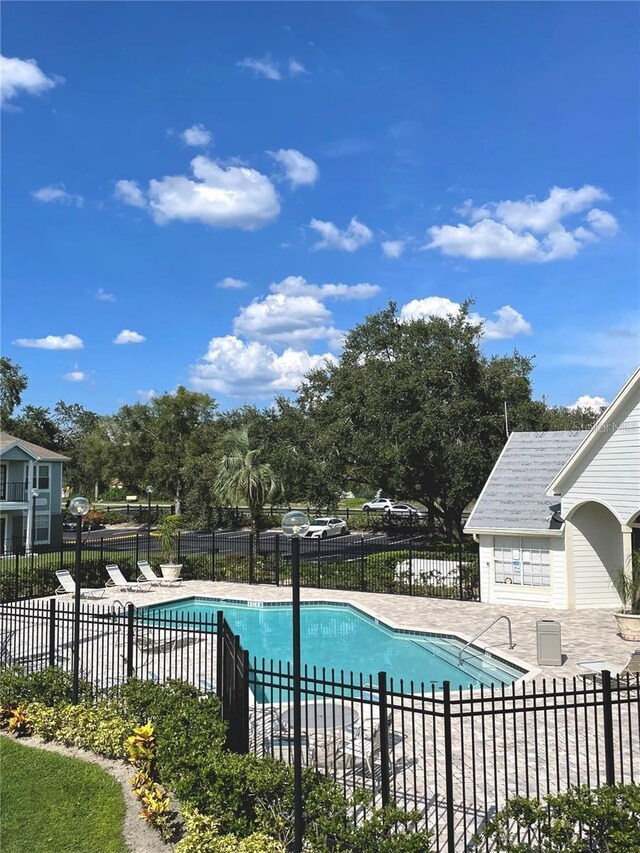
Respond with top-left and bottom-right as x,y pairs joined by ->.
389,503 -> 429,519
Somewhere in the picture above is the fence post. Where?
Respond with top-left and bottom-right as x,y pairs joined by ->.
177,531 -> 182,562
408,538 -> 413,596
216,610 -> 224,701
48,597 -> 57,667
602,669 -> 616,785
241,648 -> 250,754
458,540 -> 464,601
211,531 -> 216,581
378,671 -> 391,807
360,536 -> 366,590
443,681 -> 455,853
249,534 -> 254,584
317,537 -> 322,587
135,533 -> 139,566
100,536 -> 104,566
126,603 -> 135,679
275,533 -> 280,586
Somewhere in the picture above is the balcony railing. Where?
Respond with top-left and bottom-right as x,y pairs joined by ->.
0,482 -> 28,502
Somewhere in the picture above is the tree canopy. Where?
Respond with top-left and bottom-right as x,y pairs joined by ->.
2,310 -> 601,536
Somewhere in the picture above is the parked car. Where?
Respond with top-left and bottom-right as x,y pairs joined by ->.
361,497 -> 394,512
304,517 -> 349,538
389,503 -> 429,519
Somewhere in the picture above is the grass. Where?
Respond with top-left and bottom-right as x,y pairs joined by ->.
0,736 -> 127,853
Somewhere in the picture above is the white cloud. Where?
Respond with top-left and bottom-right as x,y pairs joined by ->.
95,288 -> 116,302
462,185 -> 609,232
114,179 -> 147,208
63,370 -> 87,382
427,185 -> 618,263
482,305 -> 533,340
233,293 -> 338,346
0,55 -> 61,106
289,59 -> 306,75
181,123 -> 212,147
399,297 -> 532,340
114,329 -> 145,345
137,389 -> 157,402
116,156 -> 280,230
426,219 -> 541,261
270,275 -> 380,300
269,149 -> 319,188
381,240 -> 405,258
32,184 -> 83,207
190,335 -> 334,396
13,333 -> 83,350
568,394 -> 609,413
310,216 -> 373,252
586,208 -> 619,236
217,277 -> 248,290
237,57 -> 282,80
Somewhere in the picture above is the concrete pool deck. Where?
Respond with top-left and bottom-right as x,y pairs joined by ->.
49,579 -> 638,681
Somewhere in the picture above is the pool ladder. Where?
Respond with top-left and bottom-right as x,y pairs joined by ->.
458,615 -> 514,666
111,599 -> 137,614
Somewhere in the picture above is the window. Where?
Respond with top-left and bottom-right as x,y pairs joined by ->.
494,536 -> 550,587
34,513 -> 50,544
32,464 -> 50,490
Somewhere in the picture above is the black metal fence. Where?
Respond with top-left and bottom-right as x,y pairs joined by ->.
0,531 -> 480,603
1,598 -> 639,852
0,598 -> 247,753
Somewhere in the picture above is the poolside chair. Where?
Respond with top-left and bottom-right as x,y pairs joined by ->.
577,650 -> 640,682
105,564 -> 151,593
55,569 -> 105,599
137,560 -> 182,587
335,711 -> 396,776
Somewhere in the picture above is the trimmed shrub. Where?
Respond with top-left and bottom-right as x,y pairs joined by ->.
0,666 -> 93,708
474,784 -> 640,852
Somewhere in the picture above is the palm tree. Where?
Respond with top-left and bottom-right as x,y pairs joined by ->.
214,426 -> 283,539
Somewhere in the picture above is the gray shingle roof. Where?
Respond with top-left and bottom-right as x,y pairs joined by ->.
465,431 -> 589,532
0,431 -> 71,462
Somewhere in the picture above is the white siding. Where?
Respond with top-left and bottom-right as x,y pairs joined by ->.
478,534 -> 567,608
569,503 -> 624,609
561,388 -> 640,525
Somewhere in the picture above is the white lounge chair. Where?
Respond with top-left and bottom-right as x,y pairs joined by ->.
577,651 -> 640,681
105,564 -> 151,592
55,569 -> 105,599
137,560 -> 182,586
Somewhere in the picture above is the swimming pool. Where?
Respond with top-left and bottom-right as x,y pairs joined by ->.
142,596 -> 526,691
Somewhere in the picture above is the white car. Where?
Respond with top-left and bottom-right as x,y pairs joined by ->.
362,497 -> 394,512
304,517 -> 349,538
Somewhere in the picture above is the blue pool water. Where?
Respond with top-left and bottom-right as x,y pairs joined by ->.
143,597 -> 525,692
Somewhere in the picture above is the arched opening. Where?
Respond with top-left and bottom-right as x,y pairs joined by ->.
568,501 -> 624,609
629,512 -> 640,556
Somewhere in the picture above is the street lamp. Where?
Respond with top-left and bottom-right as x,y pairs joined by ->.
68,496 -> 90,703
281,509 -> 310,853
146,485 -> 154,561
31,488 -> 40,554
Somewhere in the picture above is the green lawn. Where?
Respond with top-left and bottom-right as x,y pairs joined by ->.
0,736 -> 127,853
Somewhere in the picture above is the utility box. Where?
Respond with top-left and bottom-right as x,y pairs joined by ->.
536,620 -> 562,666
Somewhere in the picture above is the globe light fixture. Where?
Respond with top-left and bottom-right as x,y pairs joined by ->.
68,496 -> 90,517
281,509 -> 310,539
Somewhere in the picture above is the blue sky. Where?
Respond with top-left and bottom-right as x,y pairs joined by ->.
2,1 -> 639,415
